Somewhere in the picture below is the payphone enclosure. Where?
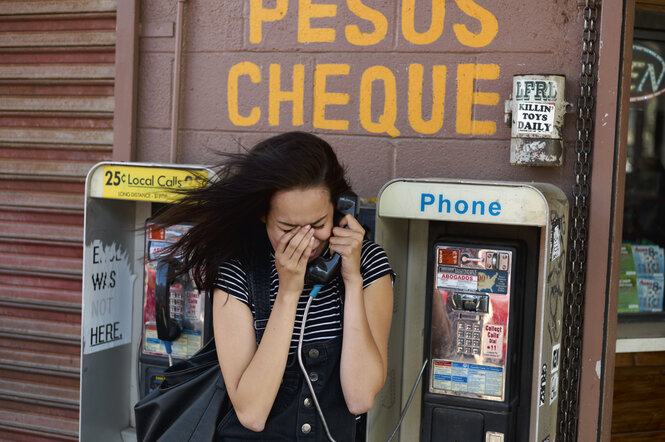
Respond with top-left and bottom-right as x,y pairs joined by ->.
80,162 -> 216,441
368,179 -> 568,442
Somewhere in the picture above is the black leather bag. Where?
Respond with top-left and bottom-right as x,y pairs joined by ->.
134,338 -> 230,442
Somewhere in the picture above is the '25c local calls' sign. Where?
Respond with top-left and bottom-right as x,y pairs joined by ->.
227,0 -> 500,137
101,165 -> 208,203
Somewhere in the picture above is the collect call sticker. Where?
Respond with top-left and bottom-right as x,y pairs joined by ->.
482,324 -> 504,359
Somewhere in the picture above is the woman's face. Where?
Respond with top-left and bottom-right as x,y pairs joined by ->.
264,186 -> 335,261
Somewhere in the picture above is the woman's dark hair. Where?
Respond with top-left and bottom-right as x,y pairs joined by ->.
153,131 -> 351,293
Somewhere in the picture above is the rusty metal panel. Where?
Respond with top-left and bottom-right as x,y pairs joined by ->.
0,128 -> 113,146
0,2 -> 115,440
0,0 -> 117,16
0,64 -> 115,80
0,31 -> 116,48
0,96 -> 115,112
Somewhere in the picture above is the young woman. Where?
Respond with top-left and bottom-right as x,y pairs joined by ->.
156,132 -> 393,441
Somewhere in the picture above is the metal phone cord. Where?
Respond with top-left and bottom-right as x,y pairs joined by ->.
298,288 -> 427,442
297,293 -> 337,442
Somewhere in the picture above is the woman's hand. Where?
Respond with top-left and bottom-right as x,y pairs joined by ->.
328,214 -> 365,286
273,225 -> 315,299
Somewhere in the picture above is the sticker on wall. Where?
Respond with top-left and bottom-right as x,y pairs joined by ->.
538,363 -> 548,407
82,240 -> 135,354
550,218 -> 562,261
549,372 -> 559,405
551,343 -> 561,373
515,102 -> 556,136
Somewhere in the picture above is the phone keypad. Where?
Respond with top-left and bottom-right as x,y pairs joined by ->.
456,321 -> 482,355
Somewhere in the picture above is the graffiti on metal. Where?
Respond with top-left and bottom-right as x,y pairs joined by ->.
82,241 -> 135,354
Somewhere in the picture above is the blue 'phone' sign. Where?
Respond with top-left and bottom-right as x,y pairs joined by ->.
420,192 -> 502,216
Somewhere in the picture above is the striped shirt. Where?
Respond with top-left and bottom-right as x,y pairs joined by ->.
215,240 -> 393,355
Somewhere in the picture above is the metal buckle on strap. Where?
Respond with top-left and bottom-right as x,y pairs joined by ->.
254,318 -> 269,330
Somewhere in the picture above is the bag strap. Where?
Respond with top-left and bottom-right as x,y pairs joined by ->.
247,249 -> 271,345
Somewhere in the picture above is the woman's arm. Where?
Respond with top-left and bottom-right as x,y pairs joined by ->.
339,274 -> 393,414
213,288 -> 298,432
214,225 -> 315,431
329,215 -> 394,414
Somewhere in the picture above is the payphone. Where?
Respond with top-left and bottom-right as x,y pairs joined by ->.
367,179 -> 568,442
80,162 -> 215,441
421,236 -> 535,442
139,220 -> 212,397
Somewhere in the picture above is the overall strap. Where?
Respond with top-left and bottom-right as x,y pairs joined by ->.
247,249 -> 271,345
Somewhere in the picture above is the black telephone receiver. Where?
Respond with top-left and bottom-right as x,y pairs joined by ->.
305,191 -> 359,286
155,261 -> 182,343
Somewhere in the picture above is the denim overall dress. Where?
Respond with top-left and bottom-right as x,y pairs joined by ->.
216,258 -> 356,441
216,336 -> 356,441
